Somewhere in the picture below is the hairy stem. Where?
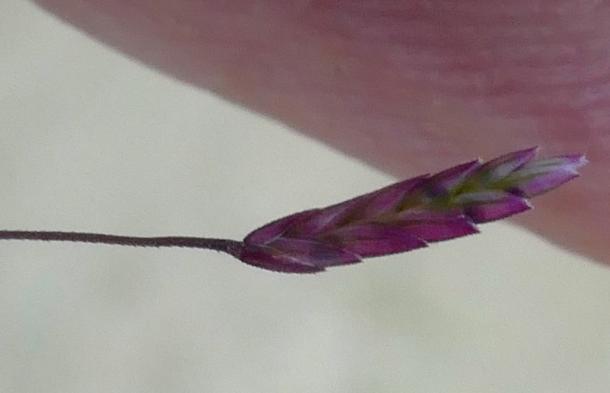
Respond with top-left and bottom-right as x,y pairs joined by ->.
0,230 -> 243,258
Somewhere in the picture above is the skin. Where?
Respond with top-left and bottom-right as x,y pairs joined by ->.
34,0 -> 609,264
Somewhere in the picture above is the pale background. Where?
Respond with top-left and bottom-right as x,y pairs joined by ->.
1,2 -> 609,392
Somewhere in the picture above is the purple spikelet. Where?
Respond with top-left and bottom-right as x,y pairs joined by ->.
0,147 -> 587,274
239,147 -> 587,273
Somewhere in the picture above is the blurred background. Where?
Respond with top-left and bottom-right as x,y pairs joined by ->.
1,2 -> 609,392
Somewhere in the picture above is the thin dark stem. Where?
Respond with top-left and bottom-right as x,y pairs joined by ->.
0,230 -> 244,258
